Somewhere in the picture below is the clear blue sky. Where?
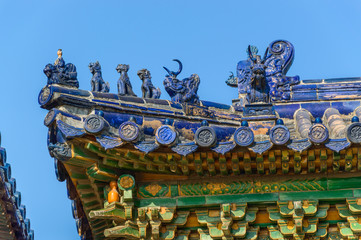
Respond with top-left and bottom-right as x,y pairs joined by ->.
1,0 -> 361,239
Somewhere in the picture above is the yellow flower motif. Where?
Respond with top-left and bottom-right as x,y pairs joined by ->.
145,184 -> 162,196
119,176 -> 134,189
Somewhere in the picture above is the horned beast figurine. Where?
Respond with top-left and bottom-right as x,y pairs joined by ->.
89,61 -> 110,93
137,69 -> 161,99
163,59 -> 200,104
43,49 -> 79,88
116,64 -> 137,97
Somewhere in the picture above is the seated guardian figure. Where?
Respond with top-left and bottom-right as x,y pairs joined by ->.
116,64 -> 137,96
43,49 -> 79,88
89,61 -> 110,93
137,69 -> 161,99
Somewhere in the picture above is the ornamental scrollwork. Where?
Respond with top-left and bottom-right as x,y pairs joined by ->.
229,40 -> 300,103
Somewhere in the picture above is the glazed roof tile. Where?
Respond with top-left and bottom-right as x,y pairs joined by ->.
0,137 -> 34,240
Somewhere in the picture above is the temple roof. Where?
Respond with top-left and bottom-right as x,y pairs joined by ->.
0,135 -> 34,240
38,41 -> 361,239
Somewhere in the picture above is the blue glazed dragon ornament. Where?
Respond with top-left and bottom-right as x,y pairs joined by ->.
227,40 -> 300,103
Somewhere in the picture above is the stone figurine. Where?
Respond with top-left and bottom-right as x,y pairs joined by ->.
89,61 -> 110,93
43,49 -> 79,88
137,69 -> 161,99
116,64 -> 137,97
163,59 -> 200,104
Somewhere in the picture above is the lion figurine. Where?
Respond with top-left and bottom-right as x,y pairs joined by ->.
116,64 -> 136,96
89,61 -> 110,93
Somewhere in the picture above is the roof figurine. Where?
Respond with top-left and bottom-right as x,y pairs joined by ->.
54,48 -> 64,66
245,45 -> 270,104
116,64 -> 137,97
229,40 -> 300,106
163,59 -> 200,104
43,49 -> 79,88
89,61 -> 110,93
137,69 -> 161,99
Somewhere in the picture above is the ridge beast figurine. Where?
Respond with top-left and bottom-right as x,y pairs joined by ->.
89,61 -> 110,93
137,69 -> 161,99
228,40 -> 300,104
116,64 -> 137,97
163,59 -> 200,104
246,45 -> 270,103
43,49 -> 79,88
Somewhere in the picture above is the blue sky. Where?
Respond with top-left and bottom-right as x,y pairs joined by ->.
1,0 -> 361,239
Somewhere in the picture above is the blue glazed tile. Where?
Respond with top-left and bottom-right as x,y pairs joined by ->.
230,115 -> 243,121
92,92 -> 119,100
331,101 -> 361,115
170,102 -> 183,110
174,120 -> 201,135
92,99 -> 120,105
215,112 -> 243,121
242,115 -> 277,121
213,126 -> 237,142
301,79 -> 322,84
319,90 -> 361,101
144,98 -> 169,105
324,77 -> 361,83
201,100 -> 231,110
142,117 -> 172,136
120,103 -> 147,111
291,92 -> 318,101
171,142 -> 198,156
274,104 -> 300,119
291,84 -> 318,101
318,82 -> 361,90
301,102 -> 331,118
102,112 -> 143,128
55,109 -> 82,121
147,108 -> 175,114
57,120 -> 85,138
52,85 -> 91,97
143,127 -> 155,136
212,141 -> 236,154
119,96 -> 145,104
292,84 -> 318,90
233,105 -> 243,112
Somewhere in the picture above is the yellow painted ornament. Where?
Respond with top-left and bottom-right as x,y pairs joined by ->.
107,181 -> 120,203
